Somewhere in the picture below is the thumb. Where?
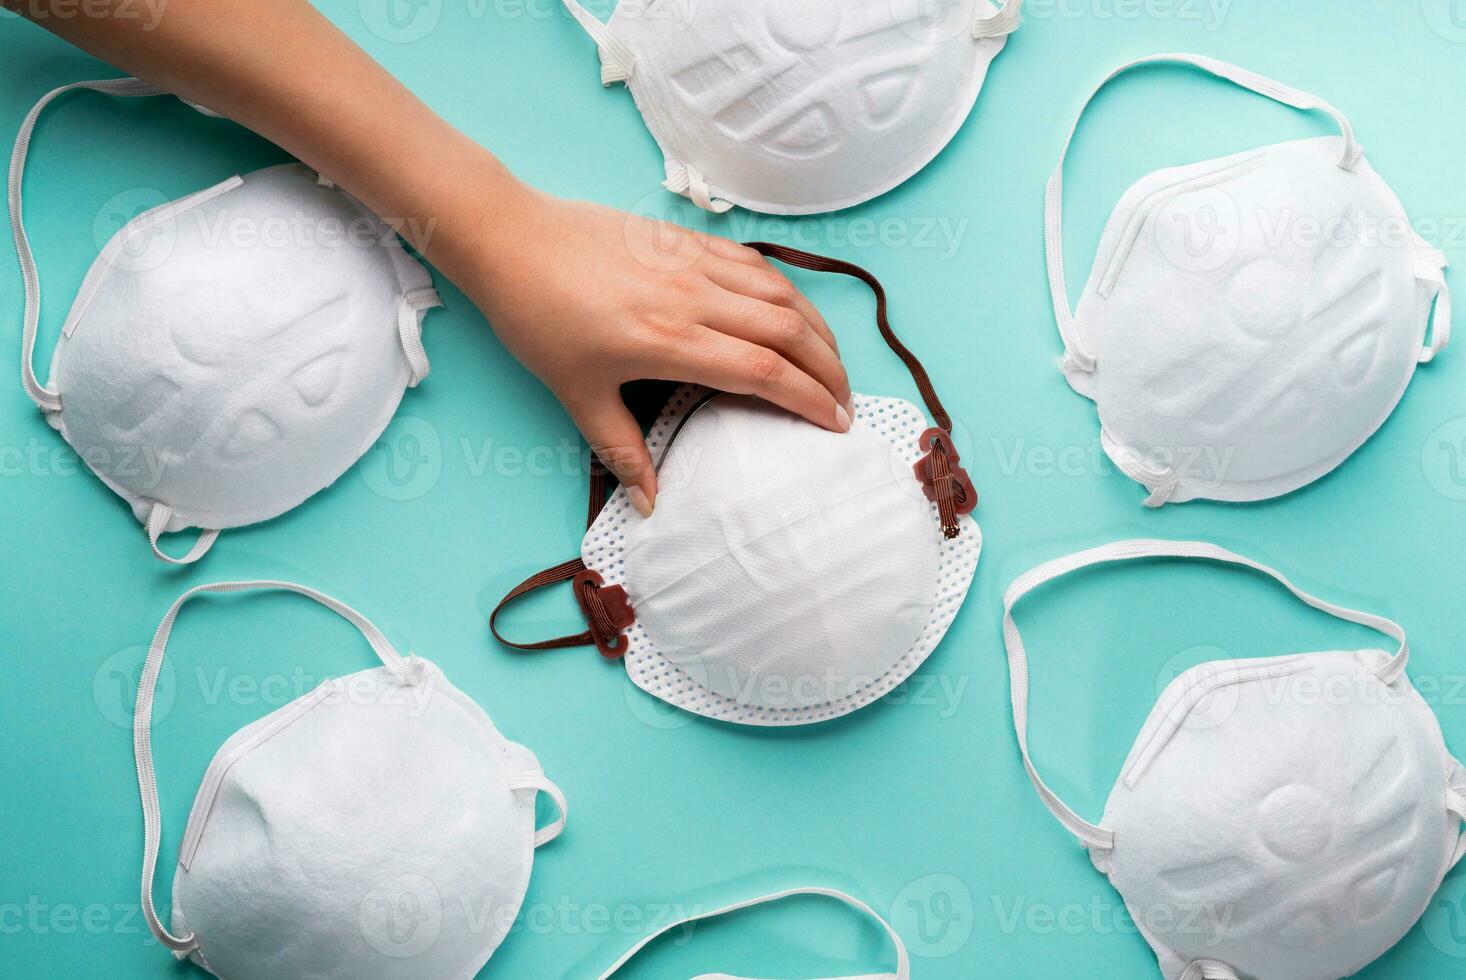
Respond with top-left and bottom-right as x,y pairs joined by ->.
569,394 -> 657,517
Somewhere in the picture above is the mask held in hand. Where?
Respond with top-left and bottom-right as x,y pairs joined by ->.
492,244 -> 980,726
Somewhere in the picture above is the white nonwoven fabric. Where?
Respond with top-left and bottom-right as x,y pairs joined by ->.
1103,650 -> 1464,980
569,0 -> 1019,214
133,583 -> 566,979
47,163 -> 437,533
581,386 -> 981,726
1071,139 -> 1445,503
1001,540 -> 1466,980
171,658 -> 548,980
1047,55 -> 1451,506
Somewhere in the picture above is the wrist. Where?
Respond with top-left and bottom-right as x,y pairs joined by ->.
416,149 -> 542,294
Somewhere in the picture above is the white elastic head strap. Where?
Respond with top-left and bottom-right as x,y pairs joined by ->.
1415,244 -> 1453,365
144,503 -> 220,565
596,886 -> 909,980
1449,780 -> 1466,869
973,0 -> 1023,39
397,286 -> 441,387
559,0 -> 638,85
505,770 -> 570,848
9,77 -> 215,414
1002,539 -> 1409,852
1045,53 -> 1361,374
133,581 -> 419,952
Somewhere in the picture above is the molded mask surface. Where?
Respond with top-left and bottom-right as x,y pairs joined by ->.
559,0 -> 1022,214
1002,540 -> 1466,980
1045,55 -> 1450,505
12,79 -> 441,561
584,385 -> 979,724
492,246 -> 980,726
134,582 -> 566,980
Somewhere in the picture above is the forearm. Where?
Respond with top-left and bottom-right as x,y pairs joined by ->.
6,0 -> 526,282
8,0 -> 850,508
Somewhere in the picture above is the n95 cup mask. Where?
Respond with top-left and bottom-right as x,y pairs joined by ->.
559,0 -> 1022,214
133,581 -> 567,980
1045,55 -> 1451,505
493,244 -> 980,726
11,78 -> 441,562
1002,540 -> 1466,980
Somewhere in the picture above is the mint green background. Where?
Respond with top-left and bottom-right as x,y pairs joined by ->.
4,1 -> 1466,977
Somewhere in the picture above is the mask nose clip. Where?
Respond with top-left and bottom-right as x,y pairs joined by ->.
913,428 -> 977,539
572,569 -> 635,660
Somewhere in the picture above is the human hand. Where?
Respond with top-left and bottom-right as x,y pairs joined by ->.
452,184 -> 852,516
11,0 -> 848,519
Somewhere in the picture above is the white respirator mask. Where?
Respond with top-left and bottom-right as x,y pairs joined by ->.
133,581 -> 566,980
493,245 -> 980,726
559,0 -> 1022,214
596,886 -> 910,980
1046,55 -> 1451,505
1002,540 -> 1466,980
10,78 -> 442,562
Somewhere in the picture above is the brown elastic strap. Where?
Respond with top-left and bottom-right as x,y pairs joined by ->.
749,242 -> 974,536
498,247 -> 970,648
926,430 -> 962,538
587,461 -> 610,529
930,436 -> 957,535
578,576 -> 621,646
495,384 -> 675,653
746,242 -> 954,433
489,557 -> 593,650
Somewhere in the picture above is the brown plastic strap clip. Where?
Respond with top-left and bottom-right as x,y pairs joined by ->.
747,242 -> 979,539
913,428 -> 977,539
490,556 -> 636,659
572,568 -> 635,659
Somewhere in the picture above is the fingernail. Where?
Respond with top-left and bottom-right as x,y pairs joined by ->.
834,404 -> 851,432
628,485 -> 654,517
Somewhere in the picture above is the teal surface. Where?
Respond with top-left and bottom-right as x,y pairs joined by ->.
4,2 -> 1466,977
